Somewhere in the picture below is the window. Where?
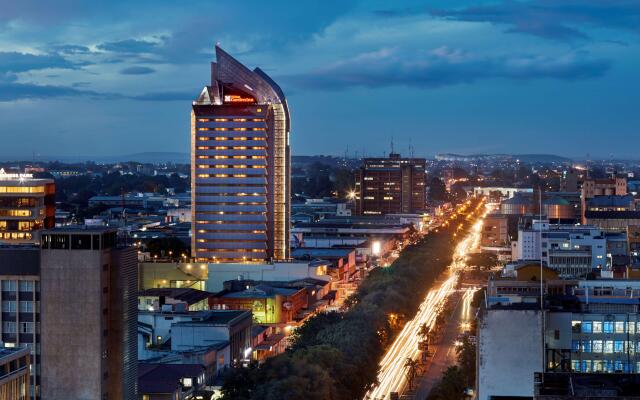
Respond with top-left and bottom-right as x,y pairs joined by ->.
18,281 -> 33,292
582,340 -> 592,352
616,321 -> 625,333
19,301 -> 33,313
2,321 -> 16,333
604,340 -> 614,353
71,235 -> 92,250
592,321 -> 602,333
571,360 -> 580,372
571,340 -> 580,352
593,360 -> 604,372
2,301 -> 16,312
592,340 -> 603,353
1,280 -> 16,291
581,321 -> 592,333
20,322 -> 33,334
604,321 -> 614,333
629,322 -> 636,334
614,340 -> 625,353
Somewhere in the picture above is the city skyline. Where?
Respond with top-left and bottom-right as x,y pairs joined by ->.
1,0 -> 639,159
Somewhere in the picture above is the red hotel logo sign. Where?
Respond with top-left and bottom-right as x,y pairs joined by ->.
224,94 -> 255,103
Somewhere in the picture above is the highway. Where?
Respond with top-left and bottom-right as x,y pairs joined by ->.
364,212 -> 485,400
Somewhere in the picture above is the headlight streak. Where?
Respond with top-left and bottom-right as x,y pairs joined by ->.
365,208 -> 486,400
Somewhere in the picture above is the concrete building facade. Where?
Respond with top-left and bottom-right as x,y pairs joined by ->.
40,227 -> 137,400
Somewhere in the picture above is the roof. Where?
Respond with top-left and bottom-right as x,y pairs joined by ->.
502,194 -> 533,205
291,247 -> 354,259
220,285 -> 300,299
0,346 -> 30,362
139,288 -> 213,305
138,363 -> 204,394
173,310 -> 250,326
543,197 -> 570,205
42,226 -> 117,234
587,194 -> 634,207
585,210 -> 640,219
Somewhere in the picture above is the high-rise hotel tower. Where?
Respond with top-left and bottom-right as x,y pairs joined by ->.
191,46 -> 291,263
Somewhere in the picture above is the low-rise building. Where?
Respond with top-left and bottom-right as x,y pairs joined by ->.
138,363 -> 208,400
0,346 -> 30,399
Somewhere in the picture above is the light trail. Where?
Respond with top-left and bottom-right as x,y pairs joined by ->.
365,209 -> 486,400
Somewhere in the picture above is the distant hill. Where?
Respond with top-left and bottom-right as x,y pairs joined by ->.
512,154 -> 572,163
435,153 -> 572,163
0,152 -> 190,164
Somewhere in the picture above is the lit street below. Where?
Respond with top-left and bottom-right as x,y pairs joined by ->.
364,215 -> 485,400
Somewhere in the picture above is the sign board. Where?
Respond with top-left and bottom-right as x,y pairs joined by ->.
0,168 -> 33,180
224,94 -> 255,104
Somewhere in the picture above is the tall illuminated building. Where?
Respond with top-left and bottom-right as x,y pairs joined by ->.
0,169 -> 55,244
191,46 -> 291,263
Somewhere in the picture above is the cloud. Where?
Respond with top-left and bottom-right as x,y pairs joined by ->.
97,39 -> 160,54
0,82 -> 105,102
430,0 -> 640,41
129,91 -> 194,101
120,66 -> 156,75
50,44 -> 94,55
284,47 -> 611,90
0,51 -> 81,74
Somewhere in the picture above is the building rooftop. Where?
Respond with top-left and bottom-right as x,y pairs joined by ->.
138,363 -> 204,394
587,194 -> 634,207
0,346 -> 30,362
173,310 -> 251,326
585,210 -> 640,219
219,285 -> 300,299
42,225 -> 118,234
291,247 -> 354,259
139,288 -> 213,305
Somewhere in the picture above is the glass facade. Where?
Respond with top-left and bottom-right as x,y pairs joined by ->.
570,314 -> 640,373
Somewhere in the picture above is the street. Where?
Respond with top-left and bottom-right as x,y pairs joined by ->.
413,287 -> 477,399
364,212 -> 485,400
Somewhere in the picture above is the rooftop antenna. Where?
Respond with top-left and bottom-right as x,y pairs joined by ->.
390,137 -> 395,155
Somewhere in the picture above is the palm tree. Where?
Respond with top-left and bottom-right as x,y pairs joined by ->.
404,357 -> 419,390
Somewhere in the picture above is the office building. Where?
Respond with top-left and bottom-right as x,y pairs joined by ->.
0,346 -> 30,400
581,177 -> 627,223
40,227 -> 137,400
0,169 -> 54,244
481,213 -> 510,248
512,220 -> 612,278
354,153 -> 426,215
479,274 -> 640,400
0,246 -> 40,399
191,46 -> 291,263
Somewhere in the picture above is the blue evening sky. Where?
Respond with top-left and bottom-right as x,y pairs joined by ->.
0,0 -> 639,159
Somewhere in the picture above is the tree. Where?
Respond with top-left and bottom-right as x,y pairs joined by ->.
429,177 -> 449,202
456,337 -> 476,387
427,366 -> 466,400
404,357 -> 419,390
